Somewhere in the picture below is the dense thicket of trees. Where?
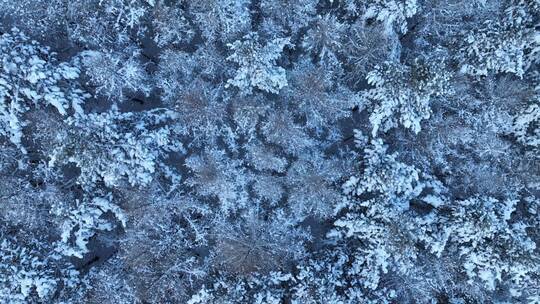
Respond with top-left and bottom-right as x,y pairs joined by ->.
0,0 -> 539,303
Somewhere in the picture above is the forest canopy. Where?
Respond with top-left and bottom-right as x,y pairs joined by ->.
0,0 -> 539,303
